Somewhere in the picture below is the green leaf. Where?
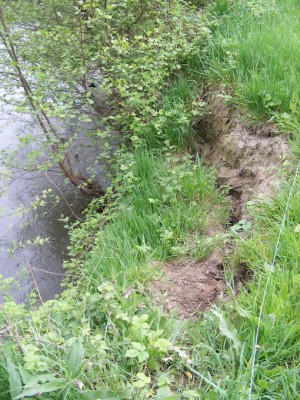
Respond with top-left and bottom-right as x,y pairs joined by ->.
82,390 -> 129,400
125,349 -> 139,358
25,373 -> 59,386
156,384 -> 179,399
258,379 -> 269,390
138,351 -> 149,362
154,338 -> 172,353
294,224 -> 300,233
13,380 -> 64,399
5,355 -> 22,397
182,389 -> 201,398
212,310 -> 241,350
265,366 -> 285,377
294,274 -> 300,285
18,365 -> 32,385
131,342 -> 145,351
133,373 -> 151,388
236,306 -> 260,327
65,337 -> 85,378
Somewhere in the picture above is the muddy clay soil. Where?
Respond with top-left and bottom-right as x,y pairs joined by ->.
152,93 -> 290,319
152,252 -> 226,319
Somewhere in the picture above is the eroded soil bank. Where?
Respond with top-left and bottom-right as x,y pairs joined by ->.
152,93 -> 290,318
199,93 -> 290,222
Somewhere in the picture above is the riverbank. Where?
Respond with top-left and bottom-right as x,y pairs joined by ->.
0,1 -> 299,399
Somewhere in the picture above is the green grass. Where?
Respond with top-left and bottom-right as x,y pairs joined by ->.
142,75 -> 205,148
171,0 -> 300,397
184,178 -> 300,398
206,0 -> 300,132
79,150 -> 228,288
0,151 -> 228,399
1,1 -> 300,399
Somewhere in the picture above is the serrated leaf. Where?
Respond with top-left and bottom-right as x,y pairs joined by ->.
13,380 -> 64,399
212,310 -> 240,350
65,337 -> 84,378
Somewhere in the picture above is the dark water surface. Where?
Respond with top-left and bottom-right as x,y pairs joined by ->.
0,105 -> 92,303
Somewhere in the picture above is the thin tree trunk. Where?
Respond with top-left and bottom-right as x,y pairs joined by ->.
0,6 -> 103,196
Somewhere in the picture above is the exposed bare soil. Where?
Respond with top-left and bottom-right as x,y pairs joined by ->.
199,93 -> 290,222
152,251 -> 226,319
152,93 -> 290,319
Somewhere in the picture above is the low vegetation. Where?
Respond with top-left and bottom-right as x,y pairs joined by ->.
0,0 -> 299,399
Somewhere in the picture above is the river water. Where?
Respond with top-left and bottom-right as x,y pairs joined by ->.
0,104 -> 93,303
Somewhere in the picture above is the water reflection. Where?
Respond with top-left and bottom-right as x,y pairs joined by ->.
0,105 -> 92,303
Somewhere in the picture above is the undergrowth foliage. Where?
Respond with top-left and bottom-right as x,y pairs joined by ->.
0,0 -> 210,195
1,0 -> 300,399
0,153 -> 228,399
207,0 -> 300,140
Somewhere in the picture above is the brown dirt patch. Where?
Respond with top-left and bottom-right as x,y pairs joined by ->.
152,250 -> 227,319
152,92 -> 291,319
198,93 -> 290,221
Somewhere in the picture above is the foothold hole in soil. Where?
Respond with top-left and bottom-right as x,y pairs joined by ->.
152,251 -> 227,319
227,187 -> 243,225
234,263 -> 253,286
228,214 -> 240,227
228,187 -> 241,200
